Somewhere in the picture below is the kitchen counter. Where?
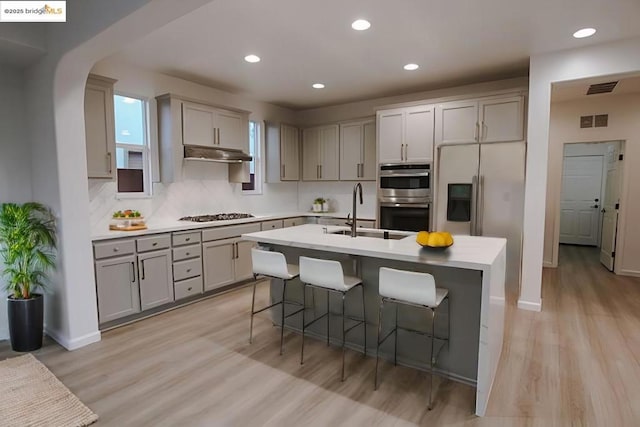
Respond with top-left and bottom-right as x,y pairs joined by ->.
90,212 -> 375,241
242,224 -> 506,417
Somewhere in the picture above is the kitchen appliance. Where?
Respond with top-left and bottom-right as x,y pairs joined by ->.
179,213 -> 254,222
183,145 -> 252,163
378,163 -> 431,232
435,142 -> 525,291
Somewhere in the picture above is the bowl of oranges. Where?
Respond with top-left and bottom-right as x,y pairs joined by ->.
416,231 -> 454,250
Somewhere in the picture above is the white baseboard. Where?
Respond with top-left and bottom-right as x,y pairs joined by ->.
619,269 -> 640,278
517,299 -> 542,312
45,327 -> 101,350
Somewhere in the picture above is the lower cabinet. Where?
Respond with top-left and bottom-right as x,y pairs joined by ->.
138,249 -> 174,311
95,254 -> 140,323
202,237 -> 255,291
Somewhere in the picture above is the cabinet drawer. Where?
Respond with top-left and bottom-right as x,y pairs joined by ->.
202,223 -> 261,242
94,239 -> 135,260
261,219 -> 284,230
283,217 -> 305,228
174,276 -> 203,301
173,244 -> 202,262
172,231 -> 201,247
136,234 -> 171,253
356,220 -> 375,228
173,258 -> 202,281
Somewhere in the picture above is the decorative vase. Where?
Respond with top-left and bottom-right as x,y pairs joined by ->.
8,293 -> 44,352
313,203 -> 322,212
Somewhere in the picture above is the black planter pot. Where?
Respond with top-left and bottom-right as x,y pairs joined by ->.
7,293 -> 44,352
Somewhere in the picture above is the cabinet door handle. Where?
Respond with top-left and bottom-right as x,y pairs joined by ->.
217,128 -> 221,145
475,122 -> 479,141
106,152 -> 112,173
140,260 -> 145,280
185,237 -> 191,242
400,144 -> 404,161
130,262 -> 135,283
282,164 -> 285,178
404,144 -> 408,161
213,127 -> 217,145
481,121 -> 487,141
319,165 -> 322,179
187,287 -> 193,291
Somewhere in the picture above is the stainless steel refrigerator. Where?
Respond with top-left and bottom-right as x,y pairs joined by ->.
435,142 -> 525,293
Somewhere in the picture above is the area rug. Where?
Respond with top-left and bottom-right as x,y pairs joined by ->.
0,353 -> 98,427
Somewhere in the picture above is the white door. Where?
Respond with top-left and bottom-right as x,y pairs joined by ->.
182,102 -> 216,147
435,144 -> 480,235
302,128 -> 320,181
559,155 -> 603,245
404,105 -> 434,162
216,109 -> 245,150
434,100 -> 478,146
478,96 -> 524,143
339,122 -> 362,180
378,109 -> 404,163
479,142 -> 526,293
600,145 -> 622,270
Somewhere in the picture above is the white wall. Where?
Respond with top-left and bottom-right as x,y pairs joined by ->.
545,93 -> 640,275
21,0 -> 213,350
87,60 -> 299,232
0,64 -> 32,341
521,36 -> 640,311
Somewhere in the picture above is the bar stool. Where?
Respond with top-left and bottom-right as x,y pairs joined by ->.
375,267 -> 450,410
249,247 -> 303,355
299,256 -> 366,381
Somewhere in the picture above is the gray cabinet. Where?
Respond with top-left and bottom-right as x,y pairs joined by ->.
434,95 -> 524,146
203,238 -> 236,291
339,119 -> 376,181
85,74 -> 117,179
181,101 -> 247,151
283,217 -> 305,228
281,124 -> 300,181
94,234 -> 173,324
95,254 -> 140,323
138,249 -> 174,310
378,105 -> 434,163
302,124 -> 340,181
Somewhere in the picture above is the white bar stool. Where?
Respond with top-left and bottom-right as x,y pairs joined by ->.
375,267 -> 450,410
299,256 -> 366,381
250,247 -> 303,355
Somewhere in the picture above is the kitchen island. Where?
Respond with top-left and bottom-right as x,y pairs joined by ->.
242,224 -> 506,416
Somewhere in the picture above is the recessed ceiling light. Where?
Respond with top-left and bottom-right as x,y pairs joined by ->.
351,19 -> 371,31
573,28 -> 596,39
403,63 -> 419,71
312,83 -> 325,89
244,54 -> 261,63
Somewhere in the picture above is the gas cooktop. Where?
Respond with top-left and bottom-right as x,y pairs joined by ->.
179,213 -> 255,222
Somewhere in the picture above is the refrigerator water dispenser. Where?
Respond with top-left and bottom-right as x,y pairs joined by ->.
447,183 -> 472,222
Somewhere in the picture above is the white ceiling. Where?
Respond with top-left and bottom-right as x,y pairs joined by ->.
106,0 -> 640,110
552,74 -> 640,102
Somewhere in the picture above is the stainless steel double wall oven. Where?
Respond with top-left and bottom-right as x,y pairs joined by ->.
378,163 -> 431,232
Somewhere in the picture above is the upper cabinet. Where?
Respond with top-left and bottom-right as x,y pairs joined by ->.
339,119 -> 376,181
181,101 -> 247,151
435,95 -> 524,146
378,105 -> 434,164
281,124 -> 300,181
156,94 -> 250,182
302,124 -> 339,181
85,74 -> 117,179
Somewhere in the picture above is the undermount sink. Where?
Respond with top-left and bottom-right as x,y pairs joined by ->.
329,229 -> 408,240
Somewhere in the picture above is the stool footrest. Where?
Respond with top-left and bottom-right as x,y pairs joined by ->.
252,299 -> 302,316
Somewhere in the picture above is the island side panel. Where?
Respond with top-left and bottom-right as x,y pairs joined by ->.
269,245 -> 483,385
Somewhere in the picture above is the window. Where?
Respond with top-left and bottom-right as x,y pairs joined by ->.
113,94 -> 150,195
242,121 -> 262,194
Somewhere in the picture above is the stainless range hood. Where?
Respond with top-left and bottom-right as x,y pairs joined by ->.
183,144 -> 252,163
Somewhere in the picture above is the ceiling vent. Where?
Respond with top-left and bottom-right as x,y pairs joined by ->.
586,81 -> 618,95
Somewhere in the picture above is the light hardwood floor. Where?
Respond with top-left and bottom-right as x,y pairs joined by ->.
2,245 -> 639,426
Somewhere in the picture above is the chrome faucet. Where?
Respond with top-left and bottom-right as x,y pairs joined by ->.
351,182 -> 363,237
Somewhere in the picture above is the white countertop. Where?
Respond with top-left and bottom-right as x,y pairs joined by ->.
241,224 -> 506,271
91,212 -> 374,241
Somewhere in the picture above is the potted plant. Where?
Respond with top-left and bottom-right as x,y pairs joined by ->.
313,197 -> 325,212
0,202 -> 56,352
